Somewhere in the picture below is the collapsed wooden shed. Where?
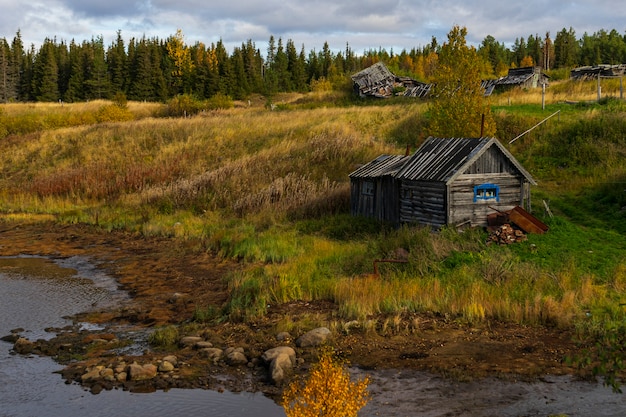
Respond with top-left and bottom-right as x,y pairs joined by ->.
570,64 -> 626,80
351,62 -> 432,98
350,137 -> 537,228
482,66 -> 549,96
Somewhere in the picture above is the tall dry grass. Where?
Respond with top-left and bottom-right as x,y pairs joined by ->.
490,78 -> 625,106
1,97 -> 625,333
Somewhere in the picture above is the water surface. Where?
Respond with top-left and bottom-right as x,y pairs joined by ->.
0,255 -> 284,417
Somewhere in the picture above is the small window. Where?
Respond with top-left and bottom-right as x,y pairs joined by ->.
361,181 -> 374,196
473,183 -> 500,202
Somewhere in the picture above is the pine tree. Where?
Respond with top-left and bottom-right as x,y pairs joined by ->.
287,39 -> 307,92
31,38 -> 59,102
64,40 -> 85,102
128,37 -> 153,100
428,25 -> 496,138
554,27 -> 579,68
0,38 -> 13,102
84,37 -> 111,100
107,31 -> 128,95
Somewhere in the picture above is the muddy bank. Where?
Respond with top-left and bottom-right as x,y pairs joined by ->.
0,221 -> 592,398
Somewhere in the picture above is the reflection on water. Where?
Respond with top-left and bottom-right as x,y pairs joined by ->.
0,255 -> 284,417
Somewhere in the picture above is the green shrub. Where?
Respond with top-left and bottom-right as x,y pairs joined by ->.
206,93 -> 233,110
166,94 -> 205,116
148,325 -> 179,348
96,104 -> 135,123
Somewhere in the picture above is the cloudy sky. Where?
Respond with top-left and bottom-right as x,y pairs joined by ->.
1,0 -> 624,54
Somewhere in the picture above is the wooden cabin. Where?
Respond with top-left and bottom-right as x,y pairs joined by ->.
350,137 -> 536,227
482,67 -> 549,96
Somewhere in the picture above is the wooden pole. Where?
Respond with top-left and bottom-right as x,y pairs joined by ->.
480,113 -> 485,137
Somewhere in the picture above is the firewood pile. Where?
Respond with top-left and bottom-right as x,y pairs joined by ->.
487,223 -> 527,245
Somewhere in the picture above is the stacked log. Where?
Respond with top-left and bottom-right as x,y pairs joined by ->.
487,224 -> 527,245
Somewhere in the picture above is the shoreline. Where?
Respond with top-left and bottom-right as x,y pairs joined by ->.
0,221 -> 589,398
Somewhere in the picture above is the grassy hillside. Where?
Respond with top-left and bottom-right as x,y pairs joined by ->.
1,84 -> 625,340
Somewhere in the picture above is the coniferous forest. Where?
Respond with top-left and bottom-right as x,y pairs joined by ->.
1,27 -> 626,103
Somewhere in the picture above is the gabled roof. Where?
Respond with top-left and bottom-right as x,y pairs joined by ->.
395,137 -> 536,185
349,154 -> 410,179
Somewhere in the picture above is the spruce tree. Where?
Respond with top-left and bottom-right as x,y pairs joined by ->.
31,39 -> 59,102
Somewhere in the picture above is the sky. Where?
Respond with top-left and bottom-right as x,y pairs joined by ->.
1,0 -> 625,55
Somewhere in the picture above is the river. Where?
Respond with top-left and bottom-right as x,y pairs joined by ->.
1,255 -> 624,417
0,255 -> 284,417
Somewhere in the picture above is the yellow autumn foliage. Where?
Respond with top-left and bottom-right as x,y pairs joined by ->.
282,350 -> 370,417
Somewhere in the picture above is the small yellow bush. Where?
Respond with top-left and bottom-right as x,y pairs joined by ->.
282,349 -> 370,417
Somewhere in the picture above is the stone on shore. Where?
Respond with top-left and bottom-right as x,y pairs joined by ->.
200,348 -> 223,363
269,353 -> 294,386
81,366 -> 105,382
224,347 -> 248,366
261,346 -> 296,366
127,362 -> 158,381
162,355 -> 178,367
262,346 -> 297,386
296,327 -> 331,347
180,336 -> 203,348
158,361 -> 175,372
13,337 -> 35,354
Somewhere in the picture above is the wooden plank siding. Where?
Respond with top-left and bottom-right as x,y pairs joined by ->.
463,146 -> 518,175
448,174 -> 524,227
399,180 -> 446,226
350,177 -> 401,223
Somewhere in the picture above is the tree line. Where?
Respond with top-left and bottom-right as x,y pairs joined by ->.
1,26 -> 626,103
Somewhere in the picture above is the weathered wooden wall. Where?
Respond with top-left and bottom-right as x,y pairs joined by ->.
464,146 -> 517,175
449,173 -> 525,227
399,180 -> 447,226
350,177 -> 400,223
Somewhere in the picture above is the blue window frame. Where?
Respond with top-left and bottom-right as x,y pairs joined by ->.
473,183 -> 500,202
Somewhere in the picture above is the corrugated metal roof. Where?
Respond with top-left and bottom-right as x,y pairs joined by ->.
349,154 -> 410,178
396,137 -> 487,182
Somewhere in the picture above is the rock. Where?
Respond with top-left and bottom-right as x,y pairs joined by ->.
116,372 -> 127,383
195,341 -> 213,349
296,327 -> 331,348
13,337 -> 35,354
180,336 -> 203,347
81,366 -> 104,382
127,362 -> 158,381
158,361 -> 175,372
100,368 -> 115,381
90,383 -> 103,395
224,347 -> 244,356
225,348 -> 248,366
276,332 -> 291,342
269,353 -> 294,386
200,348 -> 223,363
162,355 -> 178,367
261,346 -> 296,366
1,334 -> 20,343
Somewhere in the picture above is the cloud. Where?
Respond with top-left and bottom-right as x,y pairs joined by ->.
0,0 -> 624,54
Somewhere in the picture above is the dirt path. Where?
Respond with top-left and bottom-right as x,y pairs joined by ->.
0,221 -> 588,390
